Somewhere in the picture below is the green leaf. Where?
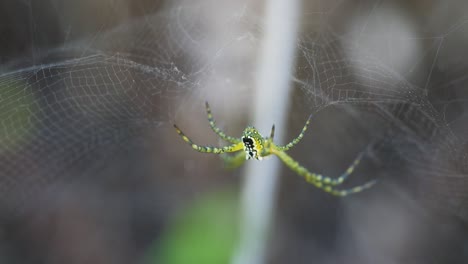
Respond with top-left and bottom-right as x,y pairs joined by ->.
147,190 -> 239,264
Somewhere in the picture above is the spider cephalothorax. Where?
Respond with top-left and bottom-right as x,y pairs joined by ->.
173,102 -> 376,196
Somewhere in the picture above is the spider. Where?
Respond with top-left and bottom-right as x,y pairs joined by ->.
173,102 -> 376,196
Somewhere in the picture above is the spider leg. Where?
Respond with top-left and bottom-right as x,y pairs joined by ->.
272,148 -> 375,196
305,152 -> 364,186
174,124 -> 244,153
326,179 -> 377,197
269,124 -> 275,140
326,152 -> 364,185
275,114 -> 312,151
205,102 -> 240,144
221,151 -> 247,170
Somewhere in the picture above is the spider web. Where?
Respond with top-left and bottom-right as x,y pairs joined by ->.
1,0 -> 468,262
290,2 -> 468,221
294,30 -> 466,198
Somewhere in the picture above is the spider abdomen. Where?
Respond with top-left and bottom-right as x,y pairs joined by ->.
242,136 -> 260,160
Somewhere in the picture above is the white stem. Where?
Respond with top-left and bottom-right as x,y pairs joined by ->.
232,1 -> 301,264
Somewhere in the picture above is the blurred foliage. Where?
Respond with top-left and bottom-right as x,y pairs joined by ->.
147,190 -> 239,264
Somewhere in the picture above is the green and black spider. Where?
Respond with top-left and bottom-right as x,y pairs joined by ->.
173,102 -> 376,196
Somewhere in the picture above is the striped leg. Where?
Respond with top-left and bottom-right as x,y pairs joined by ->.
327,179 -> 377,197
271,147 -> 347,186
205,102 -> 240,144
272,149 -> 375,196
276,114 -> 312,151
174,124 -> 243,153
318,152 -> 364,186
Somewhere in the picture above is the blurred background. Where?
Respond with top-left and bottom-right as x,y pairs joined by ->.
0,0 -> 468,263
